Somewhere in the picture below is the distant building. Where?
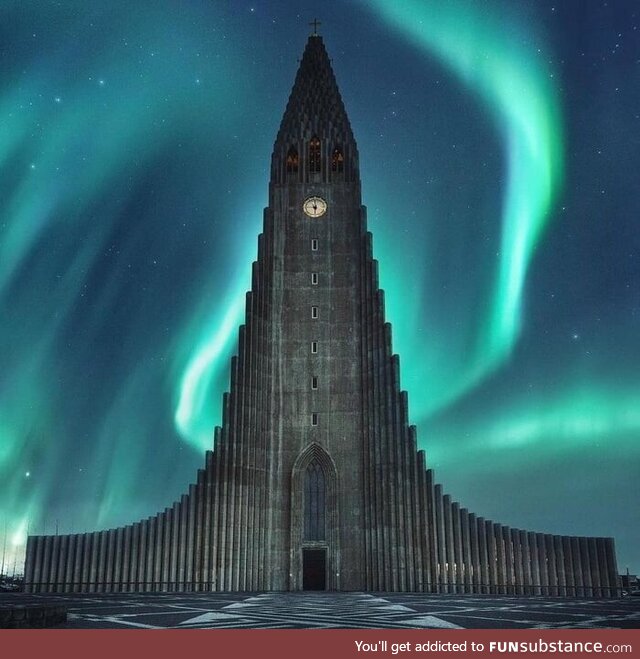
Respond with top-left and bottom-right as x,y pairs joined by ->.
24,35 -> 618,596
620,572 -> 638,591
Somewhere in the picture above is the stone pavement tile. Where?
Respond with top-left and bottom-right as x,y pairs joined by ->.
3,592 -> 639,629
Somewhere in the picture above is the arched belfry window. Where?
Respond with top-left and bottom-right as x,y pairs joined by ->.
304,458 -> 326,541
286,146 -> 299,173
309,136 -> 321,173
331,147 -> 344,173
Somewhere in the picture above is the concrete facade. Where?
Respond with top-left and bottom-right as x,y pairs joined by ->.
24,36 -> 619,596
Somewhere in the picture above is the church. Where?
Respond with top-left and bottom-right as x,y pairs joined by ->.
24,34 -> 618,596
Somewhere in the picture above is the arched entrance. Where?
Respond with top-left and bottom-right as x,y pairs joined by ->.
290,443 -> 339,590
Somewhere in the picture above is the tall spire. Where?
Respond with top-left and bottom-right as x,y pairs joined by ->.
271,36 -> 358,184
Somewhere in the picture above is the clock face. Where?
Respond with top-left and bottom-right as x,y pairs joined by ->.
303,196 -> 327,218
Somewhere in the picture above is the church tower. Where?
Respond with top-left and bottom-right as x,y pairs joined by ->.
24,35 -> 619,597
262,33 -> 368,589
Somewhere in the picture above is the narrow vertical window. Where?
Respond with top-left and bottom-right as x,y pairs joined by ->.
311,413 -> 318,426
286,146 -> 299,173
311,239 -> 318,251
311,272 -> 318,285
311,306 -> 318,319
331,146 -> 344,172
311,376 -> 318,390
309,136 -> 321,173
304,459 -> 325,541
311,341 -> 318,354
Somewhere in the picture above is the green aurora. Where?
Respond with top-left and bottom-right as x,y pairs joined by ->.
0,1 -> 638,575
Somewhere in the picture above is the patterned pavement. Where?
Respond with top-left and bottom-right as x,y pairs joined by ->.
1,592 -> 638,629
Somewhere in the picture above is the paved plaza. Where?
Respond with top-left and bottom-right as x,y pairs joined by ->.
1,592 -> 638,629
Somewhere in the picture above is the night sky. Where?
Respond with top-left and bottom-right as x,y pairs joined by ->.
1,1 -> 638,577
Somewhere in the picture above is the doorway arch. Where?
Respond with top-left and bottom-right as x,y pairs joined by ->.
290,443 -> 339,590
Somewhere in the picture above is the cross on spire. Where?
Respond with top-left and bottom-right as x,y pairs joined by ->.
309,18 -> 321,35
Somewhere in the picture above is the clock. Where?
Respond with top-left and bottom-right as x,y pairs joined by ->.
303,196 -> 327,218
